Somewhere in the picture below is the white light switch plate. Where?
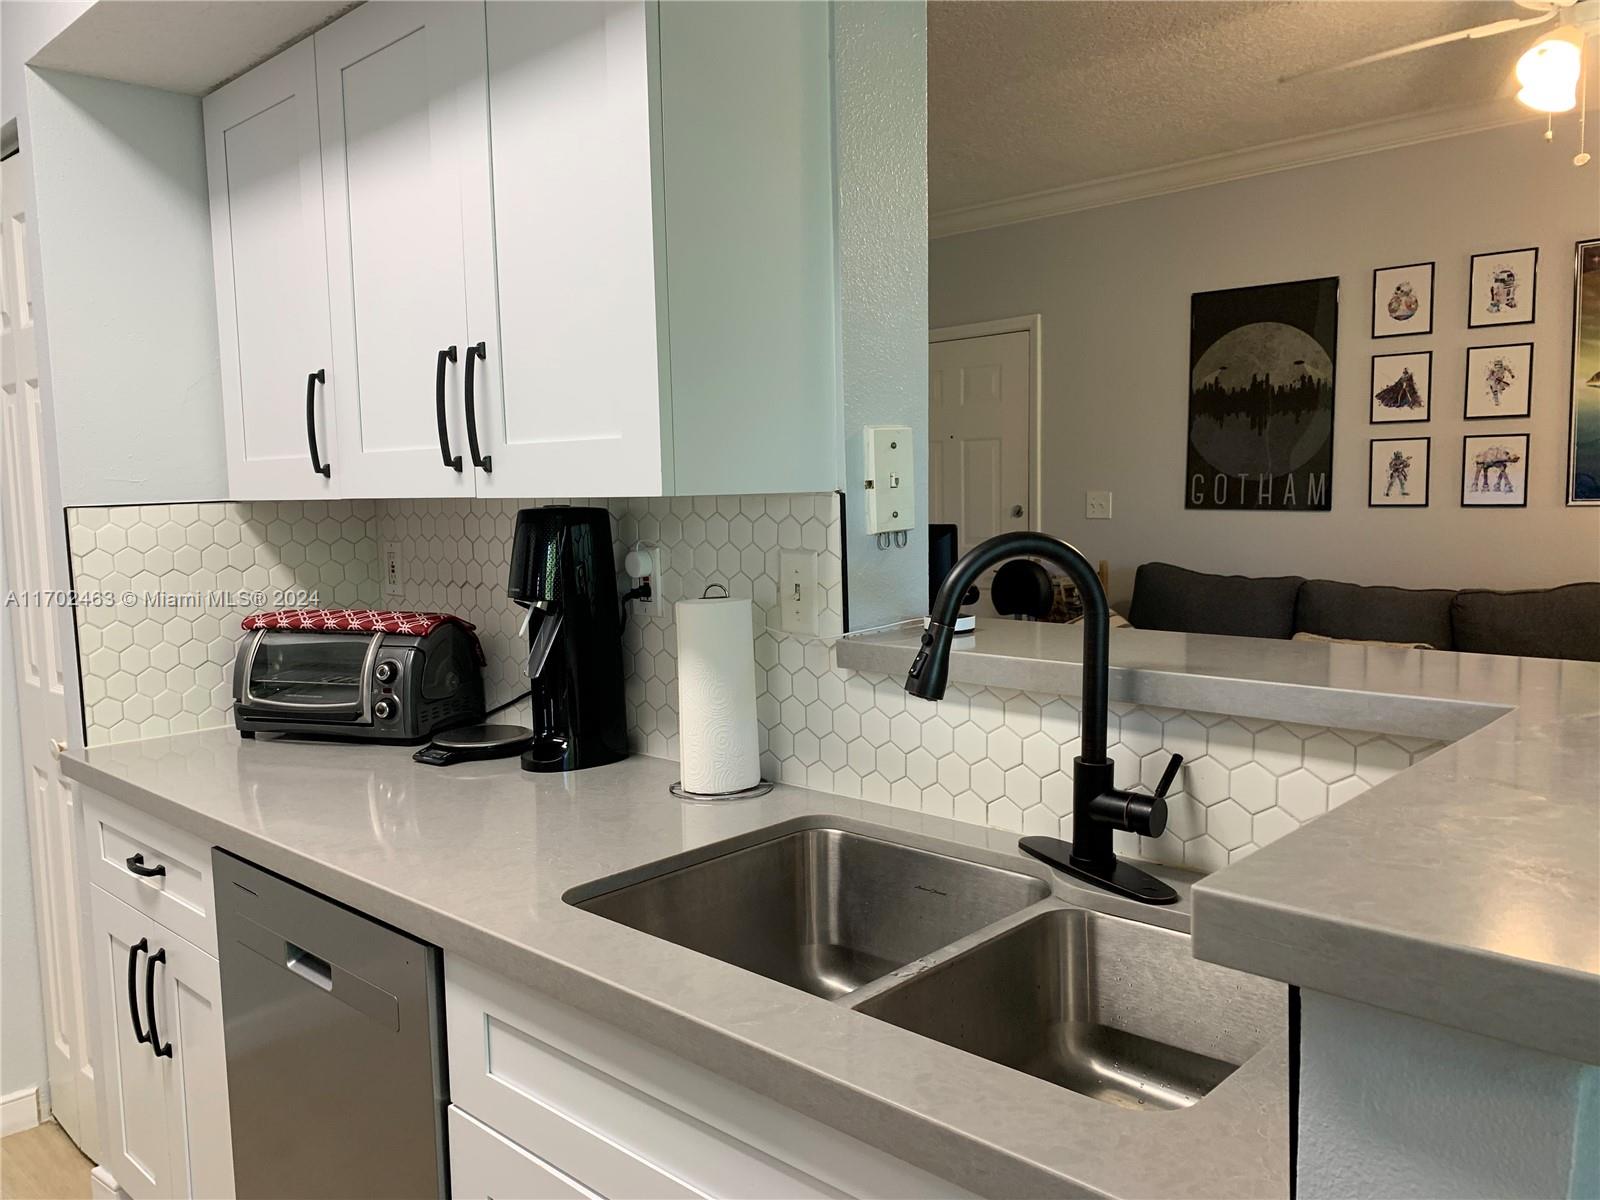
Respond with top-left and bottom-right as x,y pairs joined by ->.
1086,490 -> 1113,520
864,425 -> 914,534
779,550 -> 819,635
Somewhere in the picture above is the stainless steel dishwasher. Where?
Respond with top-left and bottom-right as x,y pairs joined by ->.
214,850 -> 447,1199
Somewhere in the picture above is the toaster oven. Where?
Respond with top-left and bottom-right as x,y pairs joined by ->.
231,622 -> 484,742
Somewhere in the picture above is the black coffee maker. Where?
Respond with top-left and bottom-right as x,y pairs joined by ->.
507,505 -> 628,772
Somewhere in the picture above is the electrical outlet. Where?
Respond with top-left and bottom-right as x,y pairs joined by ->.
624,543 -> 664,618
1086,490 -> 1113,520
382,545 -> 404,598
779,550 -> 819,635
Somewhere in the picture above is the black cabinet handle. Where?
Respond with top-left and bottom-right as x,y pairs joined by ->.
145,947 -> 172,1058
127,937 -> 150,1046
126,852 -> 165,879
306,369 -> 331,478
435,346 -> 462,471
463,341 -> 491,473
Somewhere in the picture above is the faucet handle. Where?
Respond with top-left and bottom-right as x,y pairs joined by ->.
1153,752 -> 1184,799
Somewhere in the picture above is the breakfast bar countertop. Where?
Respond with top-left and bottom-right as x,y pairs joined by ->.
838,622 -> 1600,1065
64,729 -> 1286,1200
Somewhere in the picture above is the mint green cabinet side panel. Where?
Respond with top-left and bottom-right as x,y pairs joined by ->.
656,1 -> 839,496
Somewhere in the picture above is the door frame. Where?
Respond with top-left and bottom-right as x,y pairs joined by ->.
928,314 -> 1043,532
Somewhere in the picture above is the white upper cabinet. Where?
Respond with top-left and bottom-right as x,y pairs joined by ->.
477,1 -> 667,498
202,1 -> 839,502
204,41 -> 339,500
315,1 -> 498,499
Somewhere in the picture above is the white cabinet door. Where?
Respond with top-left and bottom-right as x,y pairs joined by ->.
149,925 -> 234,1200
448,1106 -> 598,1200
316,0 -> 497,499
480,0 -> 667,499
89,888 -> 176,1200
204,41 -> 340,500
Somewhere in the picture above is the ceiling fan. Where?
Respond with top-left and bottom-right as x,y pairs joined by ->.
1284,1 -> 1596,107
1281,0 -> 1597,161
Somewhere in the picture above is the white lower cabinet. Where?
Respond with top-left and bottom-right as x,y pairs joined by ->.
444,956 -> 971,1200
89,886 -> 233,1200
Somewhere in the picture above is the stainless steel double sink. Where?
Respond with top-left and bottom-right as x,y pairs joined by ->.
566,822 -> 1282,1113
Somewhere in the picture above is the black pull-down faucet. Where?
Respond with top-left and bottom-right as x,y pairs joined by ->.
906,532 -> 1182,905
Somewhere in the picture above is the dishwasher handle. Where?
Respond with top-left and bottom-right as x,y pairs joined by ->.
286,941 -> 333,991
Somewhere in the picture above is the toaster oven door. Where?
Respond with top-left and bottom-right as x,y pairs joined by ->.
241,631 -> 380,721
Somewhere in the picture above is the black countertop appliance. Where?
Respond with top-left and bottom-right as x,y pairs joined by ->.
507,505 -> 628,772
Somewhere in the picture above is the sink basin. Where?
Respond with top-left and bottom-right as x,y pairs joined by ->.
856,908 -> 1283,1111
571,827 -> 1049,999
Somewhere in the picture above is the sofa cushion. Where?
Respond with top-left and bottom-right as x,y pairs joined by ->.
1295,579 -> 1455,650
1451,583 -> 1600,662
1128,562 -> 1304,640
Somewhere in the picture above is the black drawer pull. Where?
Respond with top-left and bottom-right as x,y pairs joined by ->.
464,341 -> 491,473
436,346 -> 462,471
146,947 -> 172,1058
306,369 -> 331,478
126,852 -> 166,879
127,937 -> 150,1045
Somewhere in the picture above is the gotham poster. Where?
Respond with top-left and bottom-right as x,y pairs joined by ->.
1187,277 -> 1338,511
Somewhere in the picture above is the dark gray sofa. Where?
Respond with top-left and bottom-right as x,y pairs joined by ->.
1128,562 -> 1600,662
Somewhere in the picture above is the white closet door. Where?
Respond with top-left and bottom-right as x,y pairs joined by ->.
480,0 -> 667,499
317,0 -> 497,498
204,40 -> 339,500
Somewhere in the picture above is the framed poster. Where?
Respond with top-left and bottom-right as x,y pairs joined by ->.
1369,437 -> 1429,507
1370,351 -> 1431,422
1570,238 -> 1600,504
1372,262 -> 1434,338
1462,434 -> 1529,507
1468,247 -> 1538,328
1187,276 -> 1338,511
1464,343 -> 1533,419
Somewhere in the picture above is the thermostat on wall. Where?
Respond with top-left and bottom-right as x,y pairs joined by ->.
864,425 -> 914,534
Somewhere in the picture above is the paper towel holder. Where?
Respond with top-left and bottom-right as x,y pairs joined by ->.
669,780 -> 775,802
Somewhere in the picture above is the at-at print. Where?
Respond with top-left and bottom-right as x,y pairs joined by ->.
1486,267 -> 1520,314
1483,356 -> 1517,407
1384,449 -> 1413,496
1375,367 -> 1423,409
1469,444 -> 1521,494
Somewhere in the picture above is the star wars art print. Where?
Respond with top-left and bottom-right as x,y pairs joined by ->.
1462,434 -> 1529,507
1187,276 -> 1338,511
1468,248 -> 1538,329
1464,343 -> 1533,420
1369,437 -> 1429,508
1370,351 -> 1431,423
1371,262 -> 1434,338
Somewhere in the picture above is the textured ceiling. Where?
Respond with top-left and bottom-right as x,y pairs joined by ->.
29,1 -> 359,95
930,1 -> 1542,215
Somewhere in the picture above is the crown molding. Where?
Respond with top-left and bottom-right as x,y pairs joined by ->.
930,98 -> 1548,239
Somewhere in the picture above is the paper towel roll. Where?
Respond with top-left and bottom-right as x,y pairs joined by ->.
675,597 -> 760,795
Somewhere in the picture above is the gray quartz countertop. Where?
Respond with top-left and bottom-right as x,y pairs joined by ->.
839,623 -> 1600,1064
64,730 -> 1287,1200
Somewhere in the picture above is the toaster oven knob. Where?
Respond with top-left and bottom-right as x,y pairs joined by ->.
374,697 -> 398,721
375,661 -> 398,684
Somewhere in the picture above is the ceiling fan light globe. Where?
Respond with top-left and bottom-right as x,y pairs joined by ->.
1514,33 -> 1583,112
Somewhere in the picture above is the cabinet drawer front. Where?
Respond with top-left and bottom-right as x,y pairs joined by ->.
446,958 -> 966,1200
449,1106 -> 598,1200
84,789 -> 216,955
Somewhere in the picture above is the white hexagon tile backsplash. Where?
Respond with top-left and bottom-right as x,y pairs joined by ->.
66,492 -> 1444,874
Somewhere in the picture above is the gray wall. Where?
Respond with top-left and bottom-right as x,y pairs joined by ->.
833,1 -> 929,630
0,537 -> 48,1099
0,1 -> 89,128
931,121 -> 1600,607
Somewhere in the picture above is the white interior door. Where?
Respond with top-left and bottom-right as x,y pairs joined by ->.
88,889 -> 174,1200
204,40 -> 340,500
317,0 -> 497,499
929,329 -> 1032,556
479,0 -> 665,499
1,151 -> 97,1156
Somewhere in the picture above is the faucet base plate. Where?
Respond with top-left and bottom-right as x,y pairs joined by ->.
1019,837 -> 1180,906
